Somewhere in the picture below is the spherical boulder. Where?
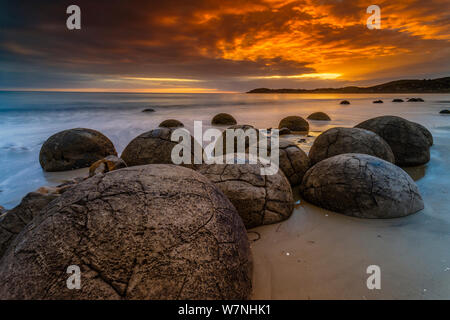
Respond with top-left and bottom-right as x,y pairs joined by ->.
89,155 -> 127,177
211,113 -> 237,125
300,154 -> 424,218
373,100 -> 383,104
159,119 -> 184,128
307,112 -> 331,121
39,128 -> 117,172
121,128 -> 201,167
278,116 -> 309,132
197,156 -> 294,228
340,100 -> 350,105
407,98 -> 424,102
248,138 -> 310,186
309,127 -> 395,165
0,165 -> 252,299
215,124 -> 257,156
392,99 -> 404,102
355,116 -> 431,166
440,109 -> 450,114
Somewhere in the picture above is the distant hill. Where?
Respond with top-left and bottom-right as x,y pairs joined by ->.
247,77 -> 450,93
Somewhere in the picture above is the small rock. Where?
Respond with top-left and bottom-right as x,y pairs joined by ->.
407,98 -> 424,102
440,109 -> 450,114
392,99 -> 404,102
373,100 -> 383,104
89,155 -> 127,177
307,112 -> 331,121
142,108 -> 155,112
279,127 -> 291,135
211,113 -> 237,125
340,100 -> 350,105
278,116 -> 309,132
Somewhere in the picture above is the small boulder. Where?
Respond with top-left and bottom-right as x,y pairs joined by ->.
0,165 -> 252,299
300,154 -> 424,218
373,100 -> 383,104
440,109 -> 450,114
279,127 -> 291,135
159,119 -> 184,128
340,100 -> 350,105
278,116 -> 309,132
307,112 -> 331,121
39,128 -> 117,172
355,116 -> 431,166
309,127 -> 395,165
89,155 -> 127,177
216,124 -> 257,156
392,99 -> 404,102
249,139 -> 310,186
142,108 -> 155,112
407,98 -> 424,102
121,127 -> 201,167
197,156 -> 294,228
211,113 -> 237,125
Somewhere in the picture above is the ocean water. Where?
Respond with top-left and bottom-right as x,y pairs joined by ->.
0,91 -> 449,212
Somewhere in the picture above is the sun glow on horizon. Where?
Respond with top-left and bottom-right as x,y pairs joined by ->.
248,73 -> 342,80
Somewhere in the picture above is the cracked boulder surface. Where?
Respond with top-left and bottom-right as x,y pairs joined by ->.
0,164 -> 252,300
309,127 -> 395,165
355,116 -> 432,166
300,154 -> 424,218
39,128 -> 117,172
0,192 -> 59,259
197,156 -> 294,229
121,127 -> 201,168
278,116 -> 309,133
249,138 -> 310,187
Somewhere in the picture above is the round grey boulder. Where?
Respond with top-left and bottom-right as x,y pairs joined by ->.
121,128 -> 201,167
197,156 -> 294,228
278,116 -> 309,132
159,119 -> 184,128
211,113 -> 237,125
307,112 -> 331,121
0,165 -> 252,299
355,116 -> 432,166
300,154 -> 424,218
39,128 -> 117,172
309,127 -> 395,165
249,138 -> 310,186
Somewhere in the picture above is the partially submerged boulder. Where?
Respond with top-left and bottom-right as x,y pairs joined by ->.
278,116 -> 309,132
407,98 -> 424,102
0,191 -> 59,258
211,113 -> 237,125
0,165 -> 252,299
300,154 -> 424,218
121,128 -> 201,167
340,100 -> 350,105
307,112 -> 331,121
440,109 -> 450,114
373,100 -> 383,104
392,99 -> 404,102
39,128 -> 117,172
355,116 -> 431,166
142,108 -> 155,112
197,156 -> 294,228
309,127 -> 395,165
89,155 -> 127,177
159,119 -> 184,128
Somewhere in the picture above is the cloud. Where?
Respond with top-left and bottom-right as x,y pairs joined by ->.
0,0 -> 449,91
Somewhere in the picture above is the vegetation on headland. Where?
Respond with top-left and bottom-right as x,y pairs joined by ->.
247,77 -> 450,93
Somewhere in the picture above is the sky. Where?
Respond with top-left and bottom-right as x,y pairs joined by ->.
0,0 -> 449,93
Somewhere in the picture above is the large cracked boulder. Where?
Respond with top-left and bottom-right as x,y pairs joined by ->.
211,113 -> 237,125
121,128 -> 201,167
309,127 -> 395,165
355,116 -> 432,166
0,165 -> 252,300
249,138 -> 310,186
197,156 -> 294,228
278,116 -> 309,132
39,128 -> 117,172
0,192 -> 59,259
300,154 -> 424,218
